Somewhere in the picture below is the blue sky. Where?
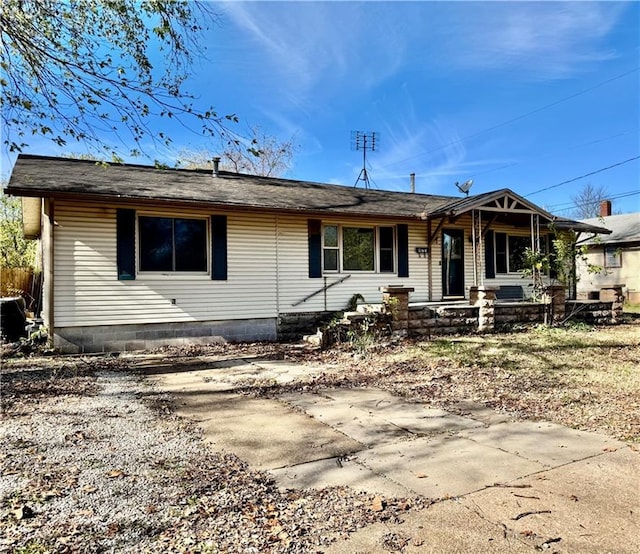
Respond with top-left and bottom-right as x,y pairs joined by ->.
3,1 -> 639,216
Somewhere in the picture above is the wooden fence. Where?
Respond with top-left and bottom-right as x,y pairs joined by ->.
0,266 -> 41,314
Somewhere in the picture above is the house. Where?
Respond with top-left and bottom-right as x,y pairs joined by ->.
577,201 -> 640,304
5,154 -> 608,352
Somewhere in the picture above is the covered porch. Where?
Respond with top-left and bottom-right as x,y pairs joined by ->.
421,189 -> 610,302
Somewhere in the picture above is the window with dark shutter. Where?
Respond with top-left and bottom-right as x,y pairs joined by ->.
138,215 -> 208,273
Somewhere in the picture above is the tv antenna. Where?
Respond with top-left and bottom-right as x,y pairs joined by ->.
351,131 -> 378,188
455,179 -> 473,196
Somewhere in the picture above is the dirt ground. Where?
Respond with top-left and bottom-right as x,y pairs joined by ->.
1,322 -> 638,552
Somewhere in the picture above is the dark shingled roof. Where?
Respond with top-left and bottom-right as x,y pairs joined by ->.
6,154 -> 456,219
3,155 -> 612,235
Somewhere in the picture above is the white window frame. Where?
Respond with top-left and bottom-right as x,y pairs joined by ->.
506,234 -> 531,274
321,223 -> 396,274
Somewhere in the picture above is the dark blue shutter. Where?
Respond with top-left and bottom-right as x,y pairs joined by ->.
308,219 -> 322,278
495,232 -> 507,274
211,215 -> 227,280
397,224 -> 409,278
116,208 -> 136,280
485,230 -> 495,279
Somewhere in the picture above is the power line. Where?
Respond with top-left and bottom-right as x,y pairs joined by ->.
547,190 -> 640,214
525,156 -> 640,197
386,66 -> 640,168
468,129 -> 637,179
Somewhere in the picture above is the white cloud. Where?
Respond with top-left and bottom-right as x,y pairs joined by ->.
441,2 -> 626,78
219,2 -> 407,98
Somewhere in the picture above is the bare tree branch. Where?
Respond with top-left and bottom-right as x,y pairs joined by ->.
0,0 -> 235,158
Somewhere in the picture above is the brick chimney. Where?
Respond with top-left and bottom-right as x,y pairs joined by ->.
599,200 -> 612,217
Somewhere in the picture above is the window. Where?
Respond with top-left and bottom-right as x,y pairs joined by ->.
379,227 -> 395,273
139,216 -> 207,272
323,225 -> 339,271
343,227 -> 374,271
494,233 -> 531,273
322,224 -> 395,273
508,236 -> 530,272
605,246 -> 621,268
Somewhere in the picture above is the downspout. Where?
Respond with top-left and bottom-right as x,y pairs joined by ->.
275,214 -> 280,320
44,198 -> 55,344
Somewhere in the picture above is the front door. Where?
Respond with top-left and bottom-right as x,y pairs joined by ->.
442,229 -> 464,297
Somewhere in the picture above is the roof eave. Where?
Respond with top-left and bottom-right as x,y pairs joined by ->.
4,187 -> 426,221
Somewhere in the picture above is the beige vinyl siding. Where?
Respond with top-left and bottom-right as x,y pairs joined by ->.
52,199 -> 554,326
577,245 -> 640,296
53,200 -> 277,327
275,215 -> 430,312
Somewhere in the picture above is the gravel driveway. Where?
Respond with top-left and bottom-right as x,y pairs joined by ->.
1,365 -> 425,553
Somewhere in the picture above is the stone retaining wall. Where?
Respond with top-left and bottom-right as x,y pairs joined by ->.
565,301 -> 616,326
494,303 -> 547,326
409,305 -> 479,337
278,311 -> 336,342
377,284 -> 624,339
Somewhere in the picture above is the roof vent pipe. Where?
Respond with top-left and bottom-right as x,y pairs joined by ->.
599,200 -> 611,217
212,157 -> 221,177
410,173 -> 415,193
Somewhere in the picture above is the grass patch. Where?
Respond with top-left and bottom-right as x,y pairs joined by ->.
363,324 -> 640,441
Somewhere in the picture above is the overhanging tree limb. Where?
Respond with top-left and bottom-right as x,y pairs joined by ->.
1,0 -> 235,158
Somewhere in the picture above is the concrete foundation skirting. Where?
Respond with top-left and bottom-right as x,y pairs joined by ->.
55,318 -> 278,353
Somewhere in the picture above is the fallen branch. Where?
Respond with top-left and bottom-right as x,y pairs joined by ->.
492,483 -> 532,489
512,510 -> 551,521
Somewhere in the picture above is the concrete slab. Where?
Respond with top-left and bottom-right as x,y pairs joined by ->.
298,401 -> 413,446
357,398 -> 451,419
461,421 -> 626,466
319,387 -> 402,404
358,435 -> 545,498
148,361 -> 263,393
169,394 -> 361,470
247,359 -> 327,383
460,447 -> 640,553
284,389 -> 483,445
387,414 -> 483,435
324,499 -> 535,554
271,457 -> 412,497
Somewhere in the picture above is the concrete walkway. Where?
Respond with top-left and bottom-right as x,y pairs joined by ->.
147,357 -> 639,553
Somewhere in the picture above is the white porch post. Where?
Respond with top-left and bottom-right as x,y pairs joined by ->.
471,209 -> 478,286
478,209 -> 483,286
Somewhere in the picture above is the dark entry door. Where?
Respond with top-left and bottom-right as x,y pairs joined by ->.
442,229 -> 464,297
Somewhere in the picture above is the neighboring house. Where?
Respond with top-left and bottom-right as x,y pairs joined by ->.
5,154 -> 607,352
577,202 -> 640,304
